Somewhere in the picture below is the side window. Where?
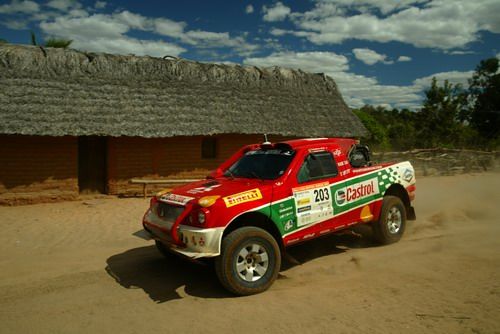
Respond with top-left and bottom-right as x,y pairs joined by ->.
297,151 -> 338,183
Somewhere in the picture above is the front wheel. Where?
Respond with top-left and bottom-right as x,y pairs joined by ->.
215,227 -> 281,296
373,196 -> 407,245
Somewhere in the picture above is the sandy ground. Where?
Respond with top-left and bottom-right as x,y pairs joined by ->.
0,174 -> 499,334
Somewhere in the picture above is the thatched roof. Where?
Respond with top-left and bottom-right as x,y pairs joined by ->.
0,44 -> 367,138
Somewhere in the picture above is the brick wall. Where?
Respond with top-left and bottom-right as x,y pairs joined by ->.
0,134 -> 296,203
107,134 -> 292,196
0,135 -> 78,205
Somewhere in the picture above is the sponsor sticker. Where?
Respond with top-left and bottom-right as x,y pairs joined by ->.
336,189 -> 346,205
187,182 -> 221,194
335,177 -> 379,206
293,182 -> 334,227
340,169 -> 351,176
160,193 -> 194,205
403,168 -> 414,182
297,205 -> 312,213
198,236 -> 205,247
223,188 -> 263,207
297,198 -> 311,206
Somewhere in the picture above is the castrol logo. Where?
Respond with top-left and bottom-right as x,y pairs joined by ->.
335,178 -> 379,206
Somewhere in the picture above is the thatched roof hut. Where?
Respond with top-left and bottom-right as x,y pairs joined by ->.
0,44 -> 366,138
0,44 -> 368,204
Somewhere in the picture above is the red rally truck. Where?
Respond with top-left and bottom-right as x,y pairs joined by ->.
141,138 -> 416,295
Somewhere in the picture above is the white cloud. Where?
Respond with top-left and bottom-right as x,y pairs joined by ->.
3,19 -> 28,29
38,9 -> 257,57
94,1 -> 106,9
263,2 -> 291,22
243,51 -> 419,108
73,37 -> 186,57
154,18 -> 186,38
413,70 -> 474,89
245,4 -> 254,14
296,2 -> 344,20
0,0 -> 39,14
243,51 -> 474,110
46,0 -> 79,11
244,51 -> 349,73
397,55 -> 411,62
153,17 -> 258,54
446,50 -> 475,55
352,48 -> 392,65
40,14 -> 185,57
114,10 -> 150,30
68,8 -> 87,18
288,0 -> 500,50
310,0 -> 429,15
41,14 -> 128,39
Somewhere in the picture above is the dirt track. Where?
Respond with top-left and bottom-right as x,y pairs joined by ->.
1,174 -> 499,334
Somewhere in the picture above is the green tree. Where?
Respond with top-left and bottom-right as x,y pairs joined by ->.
44,38 -> 72,48
417,78 -> 469,148
30,31 -> 37,46
29,31 -> 73,49
354,106 -> 418,151
385,108 -> 417,150
468,58 -> 500,143
353,107 -> 390,150
0,38 -> 7,44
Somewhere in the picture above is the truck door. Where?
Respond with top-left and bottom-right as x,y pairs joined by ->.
292,150 -> 345,231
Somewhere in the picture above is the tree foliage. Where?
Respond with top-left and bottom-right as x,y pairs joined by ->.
468,58 -> 500,143
28,32 -> 72,49
354,57 -> 499,151
417,78 -> 469,148
44,38 -> 73,49
30,31 -> 37,46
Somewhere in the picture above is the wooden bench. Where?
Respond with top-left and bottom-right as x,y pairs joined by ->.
130,178 -> 202,198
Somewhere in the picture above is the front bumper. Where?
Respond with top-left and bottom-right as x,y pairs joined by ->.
142,208 -> 224,259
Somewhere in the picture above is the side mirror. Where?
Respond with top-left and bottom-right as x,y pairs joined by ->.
349,144 -> 371,168
350,152 -> 368,168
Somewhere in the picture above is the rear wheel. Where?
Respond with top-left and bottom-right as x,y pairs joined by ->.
373,196 -> 406,244
215,227 -> 281,296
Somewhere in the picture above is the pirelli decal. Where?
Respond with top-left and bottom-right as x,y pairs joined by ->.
223,188 -> 263,207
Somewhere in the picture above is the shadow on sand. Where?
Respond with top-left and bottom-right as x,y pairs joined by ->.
105,224 -> 379,303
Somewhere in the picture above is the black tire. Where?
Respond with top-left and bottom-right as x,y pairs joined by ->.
373,195 -> 407,245
215,227 -> 281,296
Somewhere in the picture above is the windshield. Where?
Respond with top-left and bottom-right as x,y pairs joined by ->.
225,148 -> 296,180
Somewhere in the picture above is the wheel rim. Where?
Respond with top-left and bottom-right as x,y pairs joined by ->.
386,206 -> 402,234
236,243 -> 269,282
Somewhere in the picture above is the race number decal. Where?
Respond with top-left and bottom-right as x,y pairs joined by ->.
293,182 -> 334,227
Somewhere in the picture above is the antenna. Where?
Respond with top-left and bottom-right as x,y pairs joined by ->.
263,134 -> 271,145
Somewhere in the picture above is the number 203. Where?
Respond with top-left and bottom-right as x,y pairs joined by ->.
314,188 -> 330,202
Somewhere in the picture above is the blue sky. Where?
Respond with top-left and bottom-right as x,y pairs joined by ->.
1,0 -> 499,109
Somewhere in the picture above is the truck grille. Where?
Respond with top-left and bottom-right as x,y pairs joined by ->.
155,202 -> 184,222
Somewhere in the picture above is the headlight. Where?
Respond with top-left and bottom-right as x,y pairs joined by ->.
198,211 -> 206,224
